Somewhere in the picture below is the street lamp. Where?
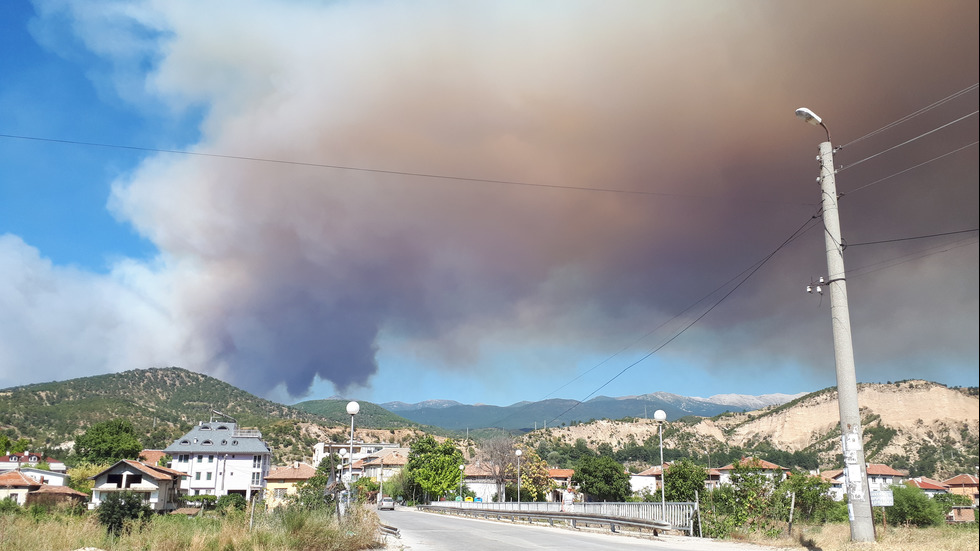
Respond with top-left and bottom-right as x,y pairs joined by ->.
458,464 -> 465,504
346,401 -> 359,508
653,409 -> 667,520
515,449 -> 523,505
796,108 -> 874,543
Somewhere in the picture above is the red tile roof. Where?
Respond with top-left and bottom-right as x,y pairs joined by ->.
0,471 -> 42,488
29,485 -> 87,497
548,468 -> 575,479
718,458 -> 788,471
139,450 -> 168,466
906,477 -> 948,491
943,474 -> 980,486
265,463 -> 317,481
865,463 -> 905,476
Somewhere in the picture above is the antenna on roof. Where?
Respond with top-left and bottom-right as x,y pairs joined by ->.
210,409 -> 237,424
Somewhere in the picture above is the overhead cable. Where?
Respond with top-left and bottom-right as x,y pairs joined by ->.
840,83 -> 979,149
837,110 -> 978,173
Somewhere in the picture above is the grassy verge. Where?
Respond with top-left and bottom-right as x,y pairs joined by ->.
728,521 -> 979,551
0,505 -> 380,551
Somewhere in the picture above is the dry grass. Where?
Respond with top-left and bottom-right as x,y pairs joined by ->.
0,506 -> 381,551
729,522 -> 979,551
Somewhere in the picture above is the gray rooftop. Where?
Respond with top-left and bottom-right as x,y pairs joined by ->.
164,422 -> 271,455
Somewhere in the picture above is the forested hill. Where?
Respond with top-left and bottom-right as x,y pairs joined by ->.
0,367 -> 324,452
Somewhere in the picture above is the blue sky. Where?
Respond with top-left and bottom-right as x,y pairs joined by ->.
1,1 -> 977,408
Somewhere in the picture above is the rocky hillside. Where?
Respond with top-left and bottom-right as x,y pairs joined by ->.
530,381 -> 979,478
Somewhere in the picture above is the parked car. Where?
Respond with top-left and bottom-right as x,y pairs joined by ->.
378,496 -> 395,510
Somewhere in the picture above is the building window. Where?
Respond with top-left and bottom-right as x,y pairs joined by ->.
274,488 -> 287,499
208,455 -> 215,463
107,474 -> 123,488
251,472 -> 261,486
197,455 -> 203,463
206,472 -> 212,481
195,472 -> 201,481
253,456 -> 262,468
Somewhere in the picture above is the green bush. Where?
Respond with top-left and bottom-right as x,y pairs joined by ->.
216,493 -> 247,513
97,491 -> 152,534
888,484 -> 944,527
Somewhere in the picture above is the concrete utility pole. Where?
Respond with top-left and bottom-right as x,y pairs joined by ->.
796,108 -> 875,542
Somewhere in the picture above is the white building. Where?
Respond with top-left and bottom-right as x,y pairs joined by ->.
89,460 -> 185,511
164,421 -> 272,500
0,452 -> 67,473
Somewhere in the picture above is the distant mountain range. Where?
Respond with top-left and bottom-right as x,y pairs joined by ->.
379,391 -> 805,431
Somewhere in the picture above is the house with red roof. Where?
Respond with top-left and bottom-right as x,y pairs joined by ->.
630,464 -> 664,496
0,452 -> 66,473
821,463 -> 906,501
263,462 -> 317,509
716,458 -> 790,486
906,476 -> 949,497
0,470 -> 41,505
943,474 -> 979,505
90,459 -> 187,511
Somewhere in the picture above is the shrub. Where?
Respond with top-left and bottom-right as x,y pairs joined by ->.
97,491 -> 152,534
216,493 -> 247,513
888,484 -> 944,527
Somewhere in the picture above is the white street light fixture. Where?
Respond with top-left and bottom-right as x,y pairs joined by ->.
796,109 -> 874,543
458,464 -> 465,504
515,449 -> 523,506
653,409 -> 667,522
346,401 -> 359,509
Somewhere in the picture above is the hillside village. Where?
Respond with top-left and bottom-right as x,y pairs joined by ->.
0,380 -> 977,522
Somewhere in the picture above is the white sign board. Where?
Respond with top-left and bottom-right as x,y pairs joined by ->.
870,489 -> 894,507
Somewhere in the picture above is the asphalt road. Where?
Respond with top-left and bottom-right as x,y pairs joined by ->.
377,507 -> 775,551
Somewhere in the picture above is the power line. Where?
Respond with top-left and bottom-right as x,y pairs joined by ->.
840,83 -> 979,149
837,110 -> 978,173
0,132 -> 809,206
547,212 -> 822,425
845,228 -> 978,248
842,141 -> 979,196
848,234 -> 978,281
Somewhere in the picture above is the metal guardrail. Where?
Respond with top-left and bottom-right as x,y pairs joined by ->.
379,523 -> 400,538
419,501 -> 697,536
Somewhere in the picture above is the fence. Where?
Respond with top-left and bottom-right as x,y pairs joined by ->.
437,500 -> 698,534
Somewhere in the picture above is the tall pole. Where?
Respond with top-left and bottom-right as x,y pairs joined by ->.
797,108 -> 874,542
346,401 -> 359,510
654,409 -> 667,520
515,449 -> 522,505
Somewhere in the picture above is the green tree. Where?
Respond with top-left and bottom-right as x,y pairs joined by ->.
779,472 -> 834,522
406,435 -> 464,501
664,459 -> 707,503
507,445 -> 551,501
73,419 -> 142,464
291,458 -> 334,511
889,484 -> 944,527
933,492 -> 972,517
216,493 -> 247,513
97,491 -> 151,535
572,456 -> 631,502
67,462 -> 111,496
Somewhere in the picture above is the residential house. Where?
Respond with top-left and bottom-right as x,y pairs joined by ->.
548,468 -> 575,503
705,468 -> 724,491
943,474 -> 979,505
16,467 -> 68,487
361,448 -> 409,496
822,463 -> 905,501
630,465 -> 663,497
139,449 -> 169,466
264,462 -> 317,509
906,476 -> 949,497
716,458 -> 789,486
462,462 -> 497,503
89,460 -> 186,511
0,470 -> 41,505
164,421 -> 272,500
0,452 -> 67,473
